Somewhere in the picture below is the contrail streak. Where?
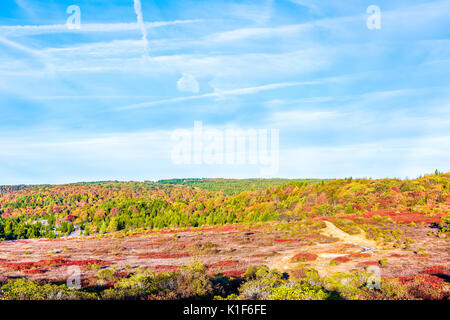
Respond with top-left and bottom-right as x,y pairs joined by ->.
0,36 -> 55,73
133,0 -> 149,58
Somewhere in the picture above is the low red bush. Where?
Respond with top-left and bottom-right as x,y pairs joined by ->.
331,256 -> 351,264
2,258 -> 108,271
65,259 -> 108,267
222,270 -> 245,278
389,253 -> 407,258
137,252 -> 190,259
290,252 -> 318,262
114,271 -> 131,278
349,253 -> 372,258
207,260 -> 239,268
420,265 -> 448,274
397,274 -> 445,287
275,238 -> 303,243
152,265 -> 179,272
303,234 -> 319,239
361,260 -> 380,266
22,269 -> 46,274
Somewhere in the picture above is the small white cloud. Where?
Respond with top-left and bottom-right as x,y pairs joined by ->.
176,73 -> 199,93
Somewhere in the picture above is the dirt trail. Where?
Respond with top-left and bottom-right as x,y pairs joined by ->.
270,248 -> 299,272
269,221 -> 378,276
321,221 -> 377,248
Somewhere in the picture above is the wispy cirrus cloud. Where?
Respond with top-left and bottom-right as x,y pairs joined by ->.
207,0 -> 450,42
0,19 -> 203,36
0,36 -> 55,73
289,0 -> 321,14
228,0 -> 274,25
0,0 -> 449,182
117,79 -> 323,110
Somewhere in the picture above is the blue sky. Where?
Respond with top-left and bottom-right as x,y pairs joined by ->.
0,0 -> 449,184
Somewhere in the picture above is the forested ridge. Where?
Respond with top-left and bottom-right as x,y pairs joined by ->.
0,173 -> 449,240
157,178 -> 328,195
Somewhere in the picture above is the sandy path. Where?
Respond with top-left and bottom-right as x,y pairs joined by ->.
269,221 -> 377,276
269,248 -> 300,272
321,221 -> 377,248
